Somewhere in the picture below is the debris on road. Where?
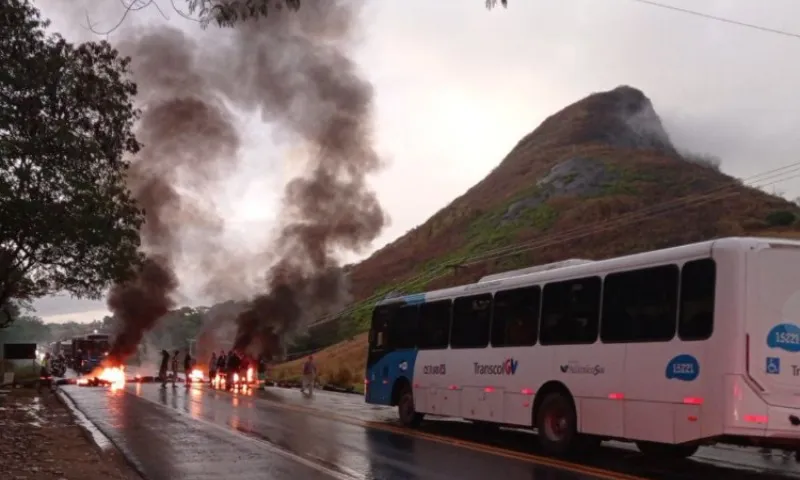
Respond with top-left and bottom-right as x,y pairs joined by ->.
0,388 -> 139,480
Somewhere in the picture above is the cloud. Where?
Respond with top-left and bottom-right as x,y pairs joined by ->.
40,309 -> 111,325
29,0 -> 800,319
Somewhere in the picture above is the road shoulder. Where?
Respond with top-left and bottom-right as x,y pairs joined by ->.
0,387 -> 140,480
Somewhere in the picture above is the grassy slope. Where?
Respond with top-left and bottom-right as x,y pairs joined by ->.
273,88 -> 800,387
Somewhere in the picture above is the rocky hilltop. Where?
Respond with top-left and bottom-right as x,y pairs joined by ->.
279,85 -> 800,379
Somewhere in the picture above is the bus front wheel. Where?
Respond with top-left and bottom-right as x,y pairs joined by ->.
535,392 -> 578,456
636,441 -> 698,460
397,386 -> 423,428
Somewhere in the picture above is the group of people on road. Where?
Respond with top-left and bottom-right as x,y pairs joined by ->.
156,347 -> 317,397
158,349 -> 195,388
206,350 -> 272,390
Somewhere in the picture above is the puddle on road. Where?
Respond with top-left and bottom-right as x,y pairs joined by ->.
22,396 -> 46,427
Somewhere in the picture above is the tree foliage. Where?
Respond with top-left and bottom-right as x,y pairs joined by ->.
485,0 -> 508,9
0,313 -> 49,343
0,0 -> 144,327
186,0 -> 300,27
88,0 -> 505,34
184,0 -> 505,26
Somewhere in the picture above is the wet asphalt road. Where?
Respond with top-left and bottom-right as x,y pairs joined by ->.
59,381 -> 800,480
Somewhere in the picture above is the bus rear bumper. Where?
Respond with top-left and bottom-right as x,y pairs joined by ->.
723,375 -> 800,446
764,404 -> 800,439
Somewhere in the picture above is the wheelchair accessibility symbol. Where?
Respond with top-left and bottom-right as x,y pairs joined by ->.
766,357 -> 781,375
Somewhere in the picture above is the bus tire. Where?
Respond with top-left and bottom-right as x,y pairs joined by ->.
397,386 -> 423,428
636,441 -> 698,460
535,392 -> 577,456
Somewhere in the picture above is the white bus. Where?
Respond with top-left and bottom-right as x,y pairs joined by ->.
364,237 -> 800,458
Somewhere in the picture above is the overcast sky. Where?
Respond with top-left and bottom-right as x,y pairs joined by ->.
30,0 -> 800,323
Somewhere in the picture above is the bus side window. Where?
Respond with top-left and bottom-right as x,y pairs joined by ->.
679,258 -> 716,341
540,276 -> 601,345
419,300 -> 452,349
387,305 -> 419,350
601,264 -> 679,343
491,286 -> 539,347
451,293 -> 493,349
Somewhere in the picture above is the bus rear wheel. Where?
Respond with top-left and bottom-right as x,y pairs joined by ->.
636,441 -> 698,460
535,392 -> 578,456
397,386 -> 423,428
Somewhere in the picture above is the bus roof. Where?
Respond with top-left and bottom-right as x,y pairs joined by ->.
375,236 -> 800,307
477,258 -> 594,283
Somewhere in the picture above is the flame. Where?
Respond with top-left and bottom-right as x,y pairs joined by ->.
98,366 -> 126,391
233,373 -> 240,384
191,369 -> 204,381
246,367 -> 253,383
78,365 -> 126,391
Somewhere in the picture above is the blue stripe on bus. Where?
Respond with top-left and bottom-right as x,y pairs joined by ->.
403,293 -> 425,305
365,349 -> 418,406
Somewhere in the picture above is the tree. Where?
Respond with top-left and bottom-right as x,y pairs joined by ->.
485,0 -> 508,8
86,0 -> 505,34
187,0 -> 301,26
0,314 -> 49,343
0,0 -> 144,327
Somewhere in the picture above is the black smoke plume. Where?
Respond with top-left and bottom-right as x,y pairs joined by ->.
107,26 -> 241,363
106,1 -> 384,362
223,1 -> 385,357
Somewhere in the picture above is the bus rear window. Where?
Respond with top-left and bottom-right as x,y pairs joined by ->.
678,258 -> 716,341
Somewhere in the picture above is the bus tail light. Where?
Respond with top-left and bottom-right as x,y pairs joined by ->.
683,397 -> 703,405
608,393 -> 624,400
448,385 -> 460,390
744,414 -> 768,424
521,388 -> 535,395
484,387 -> 495,393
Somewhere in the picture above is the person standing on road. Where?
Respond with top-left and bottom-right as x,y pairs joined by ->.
183,351 -> 193,386
171,350 -> 180,387
300,355 -> 317,397
159,350 -> 170,388
225,350 -> 240,389
257,354 -> 267,389
216,350 -> 226,385
208,352 -> 217,382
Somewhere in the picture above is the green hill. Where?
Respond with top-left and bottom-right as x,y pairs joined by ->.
274,85 -> 800,385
